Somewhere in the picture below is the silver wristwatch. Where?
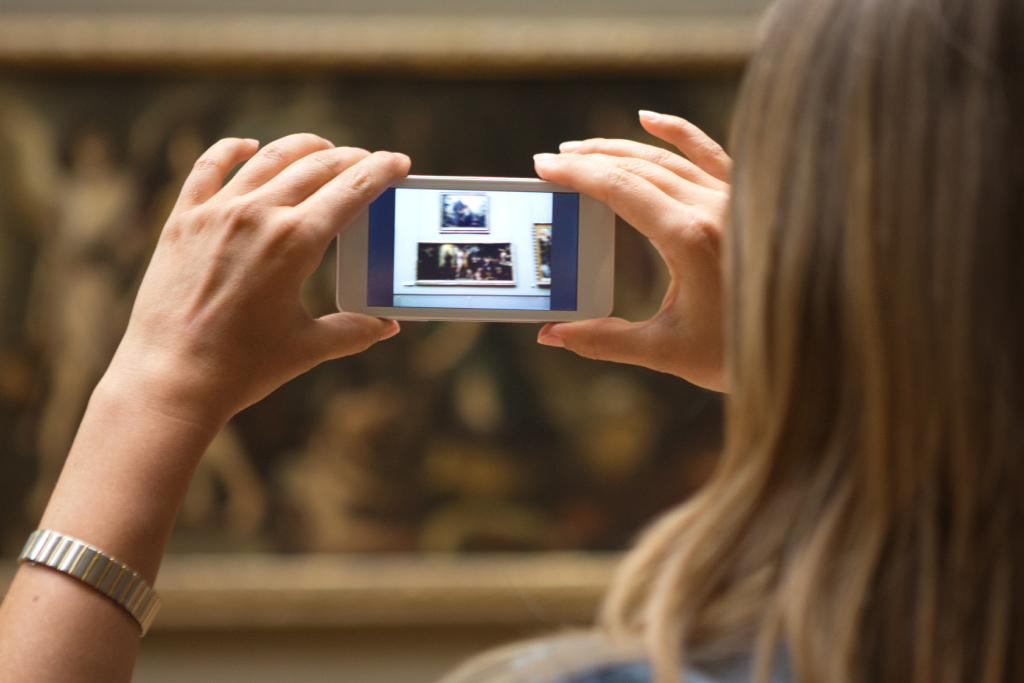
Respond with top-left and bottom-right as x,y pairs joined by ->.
18,529 -> 161,636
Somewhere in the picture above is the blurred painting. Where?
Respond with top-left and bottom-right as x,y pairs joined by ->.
0,73 -> 735,558
417,242 -> 514,285
441,194 -> 489,232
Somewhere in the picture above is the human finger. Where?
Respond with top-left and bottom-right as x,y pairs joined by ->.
306,313 -> 400,363
537,317 -> 670,370
222,133 -> 335,196
533,152 -> 683,241
538,317 -> 726,391
574,153 -> 726,209
638,111 -> 732,183
559,138 -> 726,190
175,138 -> 259,211
297,151 -> 411,242
253,146 -> 371,206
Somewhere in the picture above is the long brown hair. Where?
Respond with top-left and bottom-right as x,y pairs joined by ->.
603,0 -> 1024,682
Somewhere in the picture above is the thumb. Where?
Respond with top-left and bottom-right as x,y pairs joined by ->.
538,317 -> 664,367
310,312 -> 400,361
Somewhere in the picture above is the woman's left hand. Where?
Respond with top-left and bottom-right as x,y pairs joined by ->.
534,112 -> 731,392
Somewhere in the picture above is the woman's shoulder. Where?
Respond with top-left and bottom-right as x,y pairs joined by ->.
556,661 -> 652,683
557,652 -> 793,683
438,633 -> 792,683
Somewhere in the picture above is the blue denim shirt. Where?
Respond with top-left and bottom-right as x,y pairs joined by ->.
558,653 -> 793,683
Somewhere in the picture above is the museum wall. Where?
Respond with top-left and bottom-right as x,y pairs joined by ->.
0,1 -> 768,680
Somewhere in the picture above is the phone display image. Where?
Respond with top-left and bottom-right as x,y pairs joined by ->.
343,176 -> 612,321
365,185 -> 581,312
416,242 -> 515,285
533,224 -> 552,287
440,194 -> 489,232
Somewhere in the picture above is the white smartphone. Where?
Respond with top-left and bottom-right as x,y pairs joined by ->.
336,175 -> 615,322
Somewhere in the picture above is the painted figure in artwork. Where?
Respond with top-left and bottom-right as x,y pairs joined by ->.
25,125 -> 142,518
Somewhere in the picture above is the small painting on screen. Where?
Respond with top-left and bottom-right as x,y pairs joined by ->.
440,194 -> 489,233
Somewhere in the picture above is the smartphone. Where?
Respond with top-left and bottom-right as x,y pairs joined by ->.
336,175 -> 615,322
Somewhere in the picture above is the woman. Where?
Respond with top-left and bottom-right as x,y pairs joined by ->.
2,0 -> 1022,681
533,0 -> 1023,681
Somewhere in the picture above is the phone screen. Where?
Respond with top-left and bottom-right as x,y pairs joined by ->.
366,187 -> 579,311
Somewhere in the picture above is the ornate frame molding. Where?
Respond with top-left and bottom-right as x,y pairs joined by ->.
1,553 -> 618,630
0,13 -> 759,73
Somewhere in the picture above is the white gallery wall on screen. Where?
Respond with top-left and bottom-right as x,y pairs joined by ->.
392,189 -> 552,297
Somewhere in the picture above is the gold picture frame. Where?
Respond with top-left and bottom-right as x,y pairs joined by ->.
533,223 -> 552,288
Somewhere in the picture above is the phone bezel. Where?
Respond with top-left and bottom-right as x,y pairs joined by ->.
336,175 -> 614,322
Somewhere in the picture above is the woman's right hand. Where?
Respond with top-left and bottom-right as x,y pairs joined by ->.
533,110 -> 731,393
108,134 -> 410,425
0,136 -> 411,683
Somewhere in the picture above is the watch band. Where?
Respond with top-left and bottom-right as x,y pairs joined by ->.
18,529 -> 161,636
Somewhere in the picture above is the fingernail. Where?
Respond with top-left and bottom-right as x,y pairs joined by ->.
559,141 -> 582,153
380,321 -> 400,340
534,153 -> 558,164
245,138 -> 260,147
639,110 -> 662,122
538,333 -> 565,348
395,152 -> 411,165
